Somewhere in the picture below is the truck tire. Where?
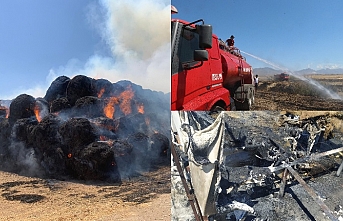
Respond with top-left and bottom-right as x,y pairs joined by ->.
235,97 -> 252,110
241,97 -> 252,110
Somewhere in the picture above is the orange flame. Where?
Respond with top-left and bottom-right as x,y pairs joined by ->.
67,153 -> 72,158
98,88 -> 105,98
104,97 -> 119,119
34,104 -> 42,122
137,104 -> 144,114
119,86 -> 134,116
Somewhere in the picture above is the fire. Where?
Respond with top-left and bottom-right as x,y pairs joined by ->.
100,135 -> 107,141
137,104 -> 144,114
104,97 -> 119,119
67,153 -> 72,158
98,88 -> 105,98
119,86 -> 134,116
34,104 -> 42,122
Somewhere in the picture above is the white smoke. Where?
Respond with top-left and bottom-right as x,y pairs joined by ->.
50,0 -> 171,93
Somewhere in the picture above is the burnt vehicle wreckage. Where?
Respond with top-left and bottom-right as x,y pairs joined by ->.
171,111 -> 343,221
0,75 -> 170,182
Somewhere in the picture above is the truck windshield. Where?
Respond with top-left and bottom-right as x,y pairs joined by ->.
171,21 -> 200,75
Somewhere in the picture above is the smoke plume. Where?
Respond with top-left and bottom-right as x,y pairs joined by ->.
50,0 -> 170,93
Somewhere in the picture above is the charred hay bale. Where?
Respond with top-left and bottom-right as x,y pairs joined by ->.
40,147 -> 67,177
110,140 -> 135,177
126,132 -> 152,169
59,118 -> 97,152
0,106 -> 7,118
50,97 -> 71,113
29,114 -> 69,177
112,140 -> 133,163
29,114 -> 64,153
114,114 -> 148,138
67,141 -> 120,181
44,76 -> 70,104
73,96 -> 104,118
12,118 -> 38,145
90,117 -> 118,140
8,94 -> 36,125
150,133 -> 170,157
0,118 -> 11,161
112,140 -> 133,157
66,75 -> 96,106
145,112 -> 170,136
111,83 -> 126,96
94,79 -> 115,98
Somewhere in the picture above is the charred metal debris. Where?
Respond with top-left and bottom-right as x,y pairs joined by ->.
171,111 -> 343,221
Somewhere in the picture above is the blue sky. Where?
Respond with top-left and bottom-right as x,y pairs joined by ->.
0,0 -> 169,100
172,0 -> 343,72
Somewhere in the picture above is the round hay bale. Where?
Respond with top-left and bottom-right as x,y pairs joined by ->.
50,97 -> 71,113
29,114 -> 63,153
12,118 -> 38,144
8,94 -> 36,125
59,117 -> 97,152
67,141 -> 120,181
150,132 -> 170,157
94,79 -> 115,98
44,76 -> 70,104
66,75 -> 95,106
74,96 -> 104,118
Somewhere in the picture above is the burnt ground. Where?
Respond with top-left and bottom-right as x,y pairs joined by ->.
0,164 -> 170,221
251,77 -> 343,111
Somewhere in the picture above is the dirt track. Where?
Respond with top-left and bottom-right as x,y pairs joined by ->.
0,165 -> 170,221
252,77 -> 343,111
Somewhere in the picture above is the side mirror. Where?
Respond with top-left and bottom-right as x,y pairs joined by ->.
196,24 -> 212,49
194,50 -> 208,61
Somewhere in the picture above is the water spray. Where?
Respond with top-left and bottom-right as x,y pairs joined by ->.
241,51 -> 342,100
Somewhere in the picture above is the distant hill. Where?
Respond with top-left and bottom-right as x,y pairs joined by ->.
254,67 -> 343,76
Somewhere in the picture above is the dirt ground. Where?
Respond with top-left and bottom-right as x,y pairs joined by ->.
252,75 -> 343,111
0,165 -> 170,221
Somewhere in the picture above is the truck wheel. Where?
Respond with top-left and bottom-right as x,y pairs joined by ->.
210,106 -> 225,112
242,98 -> 252,110
236,98 -> 252,110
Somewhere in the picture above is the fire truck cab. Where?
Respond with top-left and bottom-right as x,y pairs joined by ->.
171,18 -> 255,111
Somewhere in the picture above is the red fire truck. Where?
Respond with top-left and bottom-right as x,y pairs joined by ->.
171,15 -> 255,111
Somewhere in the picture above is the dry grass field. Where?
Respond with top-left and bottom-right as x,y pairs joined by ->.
0,165 -> 170,221
253,74 -> 343,110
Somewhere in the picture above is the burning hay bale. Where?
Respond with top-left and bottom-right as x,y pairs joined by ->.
8,94 -> 36,125
94,78 -> 115,98
0,75 -> 170,182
